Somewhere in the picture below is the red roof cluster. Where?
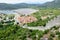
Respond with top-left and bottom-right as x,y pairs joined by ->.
16,16 -> 37,24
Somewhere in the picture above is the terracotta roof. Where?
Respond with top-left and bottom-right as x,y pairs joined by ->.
16,16 -> 37,24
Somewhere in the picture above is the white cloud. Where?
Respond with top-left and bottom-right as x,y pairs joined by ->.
0,0 -> 54,4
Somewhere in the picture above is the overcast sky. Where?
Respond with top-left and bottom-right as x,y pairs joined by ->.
0,0 -> 54,4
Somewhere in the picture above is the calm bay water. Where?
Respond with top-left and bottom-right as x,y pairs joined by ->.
0,8 -> 38,15
0,10 -> 16,14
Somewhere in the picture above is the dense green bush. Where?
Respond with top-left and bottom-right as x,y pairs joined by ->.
0,23 -> 45,40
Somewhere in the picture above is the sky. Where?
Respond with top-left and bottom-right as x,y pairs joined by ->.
0,0 -> 54,4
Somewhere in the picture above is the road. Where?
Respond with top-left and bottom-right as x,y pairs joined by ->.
22,15 -> 60,31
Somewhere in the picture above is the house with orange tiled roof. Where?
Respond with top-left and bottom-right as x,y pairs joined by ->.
14,9 -> 38,24
14,14 -> 37,24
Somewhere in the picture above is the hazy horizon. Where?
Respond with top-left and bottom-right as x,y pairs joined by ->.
0,0 -> 54,4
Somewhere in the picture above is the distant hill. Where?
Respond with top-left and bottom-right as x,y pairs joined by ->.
0,3 -> 29,10
0,3 -> 41,10
0,0 -> 60,10
43,0 -> 60,8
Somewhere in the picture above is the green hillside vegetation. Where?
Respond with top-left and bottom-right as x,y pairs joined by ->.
27,9 -> 60,27
0,21 -> 45,40
0,19 -> 60,40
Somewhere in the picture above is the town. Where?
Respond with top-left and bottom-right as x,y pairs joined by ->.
0,8 -> 60,40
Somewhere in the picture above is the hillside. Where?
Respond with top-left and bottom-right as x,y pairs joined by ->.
43,0 -> 60,8
0,0 -> 60,10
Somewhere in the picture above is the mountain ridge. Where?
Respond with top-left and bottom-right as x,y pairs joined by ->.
0,0 -> 60,10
